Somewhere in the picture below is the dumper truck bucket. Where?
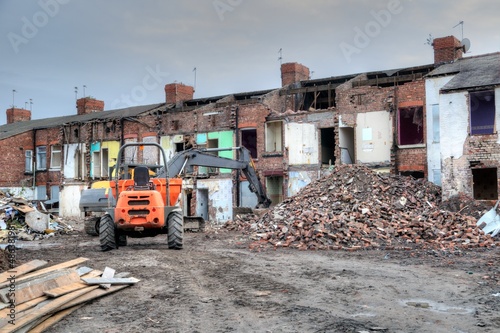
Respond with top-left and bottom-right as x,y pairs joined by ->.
477,199 -> 500,236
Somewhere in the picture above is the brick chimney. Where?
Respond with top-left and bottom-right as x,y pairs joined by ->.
165,83 -> 194,105
76,97 -> 104,115
6,108 -> 31,124
281,62 -> 310,87
432,36 -> 463,64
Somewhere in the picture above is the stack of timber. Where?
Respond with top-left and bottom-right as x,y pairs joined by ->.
0,258 -> 139,332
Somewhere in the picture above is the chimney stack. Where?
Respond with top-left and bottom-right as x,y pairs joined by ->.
281,62 -> 310,87
76,97 -> 104,115
165,83 -> 194,106
6,107 -> 31,124
432,35 -> 463,64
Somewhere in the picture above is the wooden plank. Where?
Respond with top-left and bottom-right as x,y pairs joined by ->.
0,285 -> 99,332
0,296 -> 47,319
28,304 -> 85,333
0,260 -> 47,282
44,269 -> 102,298
0,269 -> 81,304
81,277 -> 140,285
0,269 -> 73,303
44,282 -> 88,298
100,267 -> 115,289
0,257 -> 89,289
59,284 -> 130,312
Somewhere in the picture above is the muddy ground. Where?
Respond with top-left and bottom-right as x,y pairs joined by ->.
7,221 -> 500,333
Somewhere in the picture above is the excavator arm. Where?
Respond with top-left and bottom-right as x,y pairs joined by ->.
166,147 -> 272,208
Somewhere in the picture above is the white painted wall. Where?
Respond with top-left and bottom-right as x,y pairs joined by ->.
196,178 -> 233,223
60,184 -> 86,217
440,92 -> 469,160
285,123 -> 318,165
425,76 -> 453,186
437,88 -> 474,198
355,111 -> 392,164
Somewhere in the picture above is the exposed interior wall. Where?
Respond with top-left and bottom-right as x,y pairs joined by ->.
196,178 -> 233,223
425,76 -> 453,186
285,122 -> 318,165
160,135 -> 176,160
355,111 -> 392,165
63,144 -> 79,179
240,180 -> 258,208
287,171 -> 316,197
338,115 -> 355,164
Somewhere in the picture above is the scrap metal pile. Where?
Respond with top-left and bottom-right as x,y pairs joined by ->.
226,164 -> 498,251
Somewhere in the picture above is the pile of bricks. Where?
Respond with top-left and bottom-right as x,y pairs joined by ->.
226,164 -> 498,251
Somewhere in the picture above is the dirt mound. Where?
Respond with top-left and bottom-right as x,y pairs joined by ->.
226,164 -> 497,250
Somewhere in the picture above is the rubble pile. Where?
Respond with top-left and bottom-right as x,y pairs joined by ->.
0,190 -> 73,242
226,164 -> 498,250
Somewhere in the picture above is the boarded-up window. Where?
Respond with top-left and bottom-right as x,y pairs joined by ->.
470,91 -> 495,135
398,106 -> 424,145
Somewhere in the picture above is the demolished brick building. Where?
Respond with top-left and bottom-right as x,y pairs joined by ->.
1,35 -> 499,222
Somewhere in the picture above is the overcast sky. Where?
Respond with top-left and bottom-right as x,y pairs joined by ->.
1,0 -> 499,125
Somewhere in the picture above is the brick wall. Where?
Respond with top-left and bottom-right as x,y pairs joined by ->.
6,108 -> 31,124
336,86 -> 392,126
395,80 -> 427,176
76,98 -> 104,115
433,35 -> 463,64
0,132 -> 34,187
281,62 -> 310,87
165,83 -> 194,105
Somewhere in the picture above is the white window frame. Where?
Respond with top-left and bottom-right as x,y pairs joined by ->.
25,150 -> 33,173
50,145 -> 62,169
36,146 -> 47,171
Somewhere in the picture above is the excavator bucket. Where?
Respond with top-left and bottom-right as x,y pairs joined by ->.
477,199 -> 500,237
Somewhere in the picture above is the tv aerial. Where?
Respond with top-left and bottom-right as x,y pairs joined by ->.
453,20 -> 471,53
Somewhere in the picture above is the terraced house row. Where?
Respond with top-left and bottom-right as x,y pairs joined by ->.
1,35 -> 499,222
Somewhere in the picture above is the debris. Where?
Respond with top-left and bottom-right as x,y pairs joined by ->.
476,200 -> 500,236
226,164 -> 499,251
81,277 -> 140,285
0,257 -> 138,332
0,190 -> 73,243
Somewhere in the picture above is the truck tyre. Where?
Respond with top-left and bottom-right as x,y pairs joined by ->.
167,209 -> 183,250
117,234 -> 127,247
99,214 -> 117,251
84,217 -> 100,236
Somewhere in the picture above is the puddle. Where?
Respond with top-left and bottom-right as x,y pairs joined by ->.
400,299 -> 475,314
